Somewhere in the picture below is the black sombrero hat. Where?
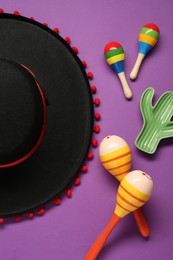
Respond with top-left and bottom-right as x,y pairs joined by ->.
0,13 -> 96,219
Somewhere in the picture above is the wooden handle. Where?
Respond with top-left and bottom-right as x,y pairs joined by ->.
130,53 -> 145,80
85,214 -> 121,260
133,208 -> 150,237
118,72 -> 132,100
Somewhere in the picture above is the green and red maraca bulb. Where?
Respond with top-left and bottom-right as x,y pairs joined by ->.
104,42 -> 125,74
130,23 -> 160,80
104,42 -> 132,100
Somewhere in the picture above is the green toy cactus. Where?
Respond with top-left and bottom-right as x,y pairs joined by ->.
135,88 -> 173,154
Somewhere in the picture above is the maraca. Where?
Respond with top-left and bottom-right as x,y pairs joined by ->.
104,42 -> 132,100
85,170 -> 153,260
130,23 -> 160,80
99,135 -> 150,237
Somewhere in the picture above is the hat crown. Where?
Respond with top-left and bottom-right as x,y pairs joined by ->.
0,59 -> 46,167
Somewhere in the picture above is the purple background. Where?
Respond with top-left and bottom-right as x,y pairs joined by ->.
0,0 -> 173,259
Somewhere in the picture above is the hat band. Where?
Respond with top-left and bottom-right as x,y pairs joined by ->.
0,66 -> 47,168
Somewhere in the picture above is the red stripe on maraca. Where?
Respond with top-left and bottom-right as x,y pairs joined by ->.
116,201 -> 131,213
108,161 -> 131,171
104,42 -> 122,54
120,184 -> 146,203
144,23 -> 160,33
117,192 -> 139,209
113,170 -> 129,177
102,151 -> 131,164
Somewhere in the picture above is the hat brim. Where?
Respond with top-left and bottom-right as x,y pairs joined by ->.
0,14 -> 94,217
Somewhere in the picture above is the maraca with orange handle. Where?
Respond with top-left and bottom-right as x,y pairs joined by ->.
85,170 -> 153,260
130,23 -> 160,80
104,42 -> 132,99
99,135 -> 150,238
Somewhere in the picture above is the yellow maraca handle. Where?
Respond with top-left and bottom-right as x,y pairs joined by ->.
85,214 -> 121,260
133,209 -> 150,237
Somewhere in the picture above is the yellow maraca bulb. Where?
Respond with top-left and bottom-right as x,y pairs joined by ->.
85,170 -> 153,260
115,170 -> 153,218
99,135 -> 132,182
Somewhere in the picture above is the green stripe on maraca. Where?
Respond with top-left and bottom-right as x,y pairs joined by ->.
105,48 -> 124,59
140,27 -> 159,40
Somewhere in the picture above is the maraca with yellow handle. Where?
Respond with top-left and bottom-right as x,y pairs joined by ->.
85,170 -> 153,260
104,42 -> 132,99
130,23 -> 160,80
99,135 -> 150,238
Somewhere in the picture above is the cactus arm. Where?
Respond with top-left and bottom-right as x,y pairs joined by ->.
140,88 -> 154,124
159,122 -> 173,139
136,89 -> 173,154
153,92 -> 173,123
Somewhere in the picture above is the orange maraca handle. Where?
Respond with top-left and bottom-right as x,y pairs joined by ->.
85,214 -> 121,260
133,208 -> 150,237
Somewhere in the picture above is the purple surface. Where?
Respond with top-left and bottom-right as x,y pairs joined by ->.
0,0 -> 173,259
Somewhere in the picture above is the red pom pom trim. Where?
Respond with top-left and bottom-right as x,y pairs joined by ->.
37,208 -> 45,216
15,215 -> 22,222
91,139 -> 98,147
13,10 -> 20,15
87,72 -> 93,79
93,98 -> 100,106
82,60 -> 87,68
66,188 -> 72,198
94,113 -> 101,120
72,46 -> 78,54
91,85 -> 97,94
87,153 -> 94,160
0,218 -> 4,223
94,125 -> 100,133
81,165 -> 88,173
0,8 -> 4,13
28,212 -> 34,219
54,197 -> 61,205
53,27 -> 59,33
74,177 -> 81,186
65,36 -> 71,44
